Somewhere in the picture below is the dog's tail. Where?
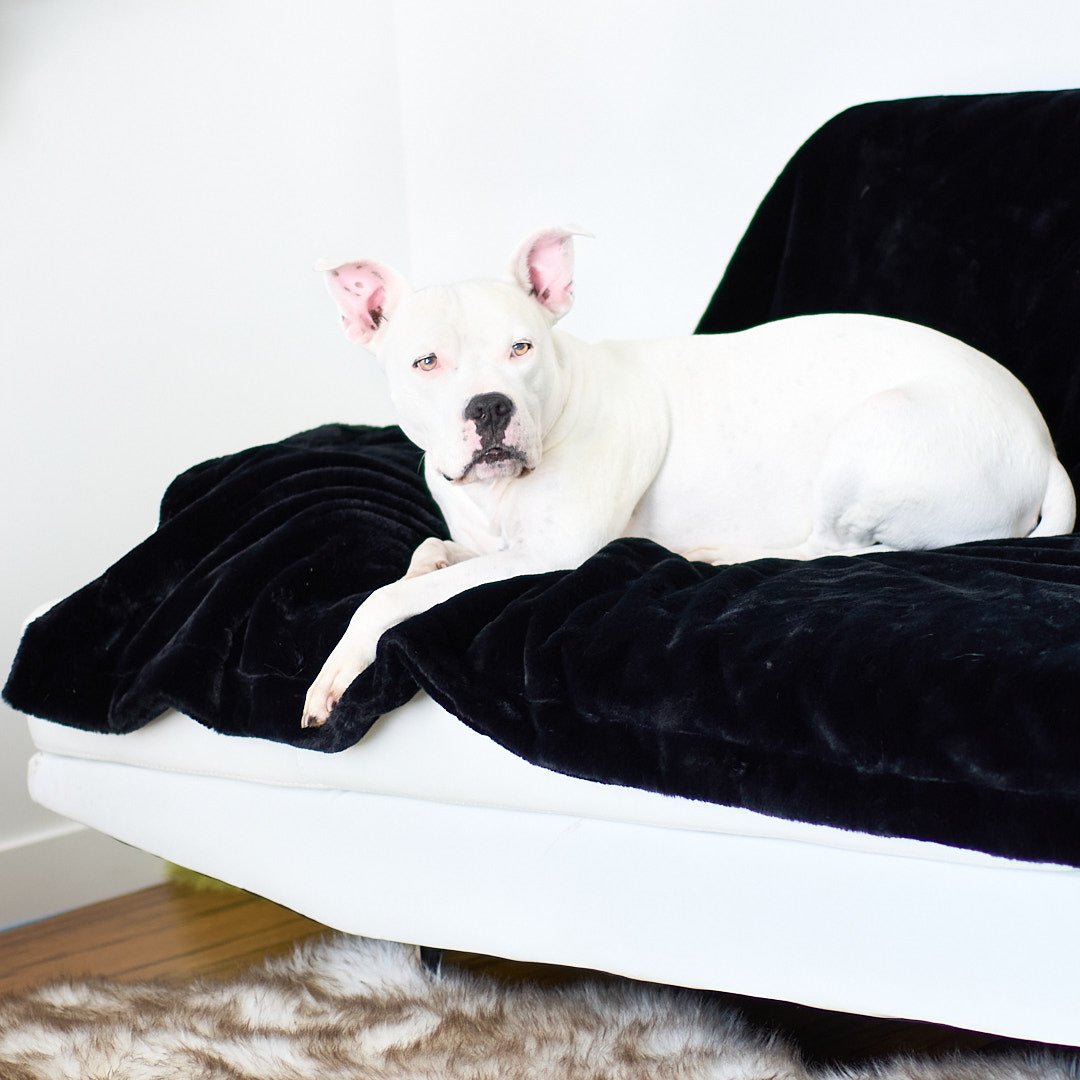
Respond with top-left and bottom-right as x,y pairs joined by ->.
1029,457 -> 1076,537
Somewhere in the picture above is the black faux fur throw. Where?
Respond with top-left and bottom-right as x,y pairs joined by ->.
8,90 -> 1080,866
7,422 -> 1080,866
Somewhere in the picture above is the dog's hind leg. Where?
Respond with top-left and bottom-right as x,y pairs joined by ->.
681,539 -> 895,565
790,382 -> 1058,556
1029,457 -> 1076,536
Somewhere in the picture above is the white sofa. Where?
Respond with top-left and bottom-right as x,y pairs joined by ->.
24,692 -> 1080,1046
16,89 -> 1080,1047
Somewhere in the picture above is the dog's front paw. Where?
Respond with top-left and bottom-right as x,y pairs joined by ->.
301,639 -> 376,729
403,536 -> 474,579
404,537 -> 454,579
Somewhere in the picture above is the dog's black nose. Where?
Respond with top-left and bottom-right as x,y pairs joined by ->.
464,392 -> 515,444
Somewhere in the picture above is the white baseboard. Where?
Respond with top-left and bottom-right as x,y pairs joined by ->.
0,822 -> 165,930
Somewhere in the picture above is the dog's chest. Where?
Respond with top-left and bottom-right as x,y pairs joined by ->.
435,479 -> 518,555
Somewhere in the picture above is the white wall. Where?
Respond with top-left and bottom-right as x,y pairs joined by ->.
394,0 -> 1080,339
0,0 -> 408,924
3,0 -> 1080,924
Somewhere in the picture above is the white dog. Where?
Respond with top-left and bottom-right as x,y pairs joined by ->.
301,227 -> 1075,727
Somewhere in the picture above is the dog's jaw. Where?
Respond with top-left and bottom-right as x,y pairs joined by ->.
436,407 -> 541,483
445,446 -> 533,484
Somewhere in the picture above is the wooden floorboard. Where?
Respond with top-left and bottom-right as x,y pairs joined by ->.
0,882 -> 1065,1066
0,882 -> 325,993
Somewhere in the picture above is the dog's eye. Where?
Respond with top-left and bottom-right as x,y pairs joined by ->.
413,353 -> 439,371
510,340 -> 533,358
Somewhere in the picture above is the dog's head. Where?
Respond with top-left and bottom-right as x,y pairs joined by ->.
321,228 -> 584,483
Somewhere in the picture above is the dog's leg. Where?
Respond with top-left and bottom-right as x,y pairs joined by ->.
403,537 -> 476,579
746,384 -> 1060,560
302,425 -> 665,728
681,541 -> 895,565
301,548 -> 561,728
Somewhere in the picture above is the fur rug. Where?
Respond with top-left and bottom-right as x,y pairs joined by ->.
0,934 -> 1074,1080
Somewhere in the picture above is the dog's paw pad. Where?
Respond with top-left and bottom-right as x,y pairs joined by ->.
300,689 -> 340,729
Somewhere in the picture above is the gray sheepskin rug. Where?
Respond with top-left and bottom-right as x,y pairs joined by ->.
0,934 -> 1074,1079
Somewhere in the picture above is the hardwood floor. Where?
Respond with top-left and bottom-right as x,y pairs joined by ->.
0,882 -> 324,994
0,882 -> 1061,1066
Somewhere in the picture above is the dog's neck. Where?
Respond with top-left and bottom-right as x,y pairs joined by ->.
536,328 -> 583,452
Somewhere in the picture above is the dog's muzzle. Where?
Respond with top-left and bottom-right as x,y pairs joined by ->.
464,392 -> 515,446
442,393 -> 529,482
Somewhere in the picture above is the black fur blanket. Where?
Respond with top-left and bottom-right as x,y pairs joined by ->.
8,90 -> 1080,867
7,421 -> 1080,866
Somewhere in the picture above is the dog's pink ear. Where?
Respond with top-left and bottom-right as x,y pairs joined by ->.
320,259 -> 409,347
511,227 -> 588,320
